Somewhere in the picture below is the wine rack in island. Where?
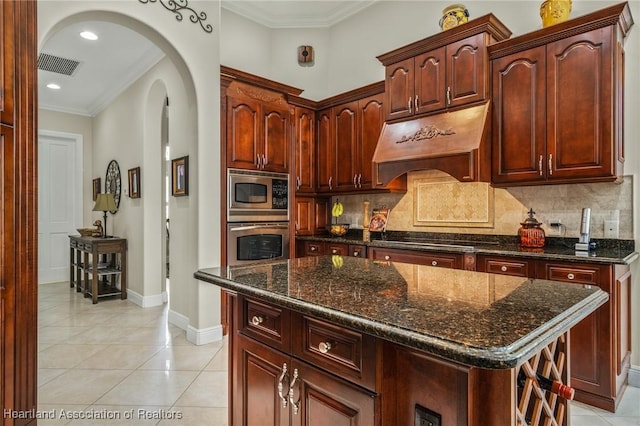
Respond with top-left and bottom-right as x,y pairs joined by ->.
69,235 -> 127,304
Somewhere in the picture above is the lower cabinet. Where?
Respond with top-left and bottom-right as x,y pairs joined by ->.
368,247 -> 463,269
298,240 -> 367,259
233,295 -> 377,426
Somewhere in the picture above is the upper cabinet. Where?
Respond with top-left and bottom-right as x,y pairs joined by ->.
1,1 -> 15,126
293,105 -> 315,193
489,3 -> 633,186
226,82 -> 291,173
222,67 -> 304,174
378,14 -> 511,122
315,84 -> 391,194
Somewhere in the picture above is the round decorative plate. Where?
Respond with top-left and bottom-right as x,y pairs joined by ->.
105,159 -> 121,212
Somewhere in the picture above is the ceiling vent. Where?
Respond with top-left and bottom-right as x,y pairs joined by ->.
37,53 -> 80,76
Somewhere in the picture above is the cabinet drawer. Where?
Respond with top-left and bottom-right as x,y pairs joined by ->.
326,243 -> 347,256
304,241 -> 325,256
480,256 -> 533,277
349,244 -> 367,258
292,313 -> 377,391
369,247 -> 461,269
537,262 -> 612,293
239,296 -> 291,352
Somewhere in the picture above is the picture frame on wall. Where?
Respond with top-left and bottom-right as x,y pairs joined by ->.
92,177 -> 101,201
171,156 -> 189,196
128,167 -> 141,199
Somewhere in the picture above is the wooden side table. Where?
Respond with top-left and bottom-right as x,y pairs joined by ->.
69,235 -> 127,304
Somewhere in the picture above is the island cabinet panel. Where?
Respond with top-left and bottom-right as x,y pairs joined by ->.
489,3 -> 631,186
297,240 -> 367,259
239,296 -> 291,353
535,261 -> 631,412
476,255 -> 534,277
294,106 -> 315,193
1,1 -> 14,126
226,81 -> 290,173
368,247 -> 463,269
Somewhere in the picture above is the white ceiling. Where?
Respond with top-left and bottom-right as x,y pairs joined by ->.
38,1 -> 376,117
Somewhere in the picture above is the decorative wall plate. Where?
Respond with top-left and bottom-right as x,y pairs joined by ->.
105,160 -> 121,212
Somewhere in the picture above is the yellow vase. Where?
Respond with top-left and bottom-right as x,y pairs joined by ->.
439,4 -> 469,31
540,0 -> 572,27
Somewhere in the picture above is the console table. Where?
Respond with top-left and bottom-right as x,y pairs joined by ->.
69,235 -> 127,304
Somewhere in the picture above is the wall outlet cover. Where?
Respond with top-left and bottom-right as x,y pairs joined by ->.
604,219 -> 619,239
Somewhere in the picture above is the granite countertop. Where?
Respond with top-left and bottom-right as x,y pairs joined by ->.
195,256 -> 608,369
297,231 -> 638,265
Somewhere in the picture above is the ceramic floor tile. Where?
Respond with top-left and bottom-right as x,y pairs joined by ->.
605,418 -> 640,426
63,326 -> 136,345
96,370 -> 199,406
570,416 -> 617,425
38,326 -> 93,343
38,369 -> 132,404
601,387 -> 640,417
74,344 -> 164,370
139,343 -> 221,371
38,368 -> 69,387
204,344 -> 228,371
38,344 -> 108,369
159,407 -> 227,426
173,371 -> 228,408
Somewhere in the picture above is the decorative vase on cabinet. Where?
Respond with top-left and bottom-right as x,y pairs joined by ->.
540,0 -> 572,27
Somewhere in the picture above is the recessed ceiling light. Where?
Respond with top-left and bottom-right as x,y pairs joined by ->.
80,31 -> 98,41
47,83 -> 61,90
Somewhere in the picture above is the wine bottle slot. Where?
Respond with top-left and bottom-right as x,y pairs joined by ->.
517,370 -> 575,400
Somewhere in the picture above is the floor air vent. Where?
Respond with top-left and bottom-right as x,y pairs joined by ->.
37,53 -> 80,76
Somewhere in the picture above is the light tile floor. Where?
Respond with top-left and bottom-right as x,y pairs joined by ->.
38,281 -> 640,425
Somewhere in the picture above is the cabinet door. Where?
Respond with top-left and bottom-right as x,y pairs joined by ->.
491,46 -> 547,184
313,198 -> 330,235
357,94 -> 384,189
0,2 -> 15,126
316,109 -> 333,192
295,197 -> 314,236
546,28 -> 614,181
289,360 -> 376,426
536,262 -> 613,403
294,107 -> 315,193
447,33 -> 487,109
262,104 -> 290,173
234,336 -> 290,426
227,95 -> 261,170
333,103 -> 358,192
414,47 -> 446,115
384,58 -> 414,121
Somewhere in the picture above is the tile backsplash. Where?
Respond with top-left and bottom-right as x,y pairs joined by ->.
334,170 -> 633,240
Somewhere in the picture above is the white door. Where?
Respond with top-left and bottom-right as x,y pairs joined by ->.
38,131 -> 83,284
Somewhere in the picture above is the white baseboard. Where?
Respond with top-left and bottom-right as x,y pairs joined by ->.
187,324 -> 223,345
168,309 -> 190,331
629,365 -> 640,388
126,289 -> 166,308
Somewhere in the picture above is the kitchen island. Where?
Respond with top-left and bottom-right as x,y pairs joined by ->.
195,255 -> 608,426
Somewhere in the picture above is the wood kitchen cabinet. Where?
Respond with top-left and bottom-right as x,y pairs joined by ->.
233,296 -> 377,426
490,4 -> 631,186
294,197 -> 329,237
378,15 -> 511,122
316,84 -> 388,194
535,261 -> 631,412
293,106 -> 315,193
297,240 -> 367,259
368,247 -> 463,269
1,1 -> 14,126
226,81 -> 291,173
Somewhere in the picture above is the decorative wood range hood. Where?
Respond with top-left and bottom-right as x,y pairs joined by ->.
372,102 -> 491,187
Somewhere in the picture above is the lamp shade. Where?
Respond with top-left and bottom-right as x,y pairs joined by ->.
93,193 -> 117,212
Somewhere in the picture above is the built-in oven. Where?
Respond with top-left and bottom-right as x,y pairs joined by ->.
228,168 -> 289,222
227,223 -> 290,266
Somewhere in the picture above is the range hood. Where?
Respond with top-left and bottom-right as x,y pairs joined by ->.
372,102 -> 491,187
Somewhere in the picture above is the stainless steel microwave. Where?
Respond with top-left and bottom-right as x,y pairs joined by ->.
227,169 -> 289,222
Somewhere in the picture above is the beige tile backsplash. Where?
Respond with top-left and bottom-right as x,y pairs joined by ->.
334,170 -> 634,239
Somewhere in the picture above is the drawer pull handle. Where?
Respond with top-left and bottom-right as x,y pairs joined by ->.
277,363 -> 288,408
567,273 -> 575,280
318,341 -> 332,354
501,266 -> 508,272
310,246 -> 317,251
353,250 -> 360,257
384,255 -> 390,261
332,249 -> 338,254
431,260 -> 438,266
251,315 -> 264,326
289,368 -> 300,415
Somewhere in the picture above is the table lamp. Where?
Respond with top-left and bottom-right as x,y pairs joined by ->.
92,193 -> 117,237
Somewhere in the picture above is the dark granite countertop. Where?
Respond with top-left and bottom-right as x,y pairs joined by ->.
195,256 -> 608,369
297,231 -> 638,265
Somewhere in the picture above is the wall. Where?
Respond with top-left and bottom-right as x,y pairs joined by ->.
38,0 -> 222,343
221,1 -> 640,371
38,110 -> 93,224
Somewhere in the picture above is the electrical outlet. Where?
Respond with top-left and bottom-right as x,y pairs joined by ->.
604,219 -> 619,239
547,220 -> 562,236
